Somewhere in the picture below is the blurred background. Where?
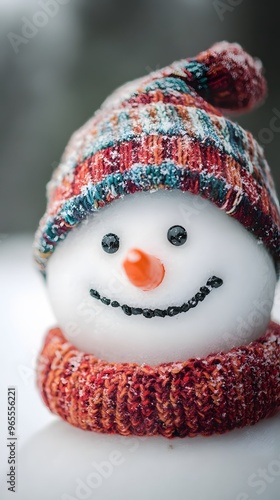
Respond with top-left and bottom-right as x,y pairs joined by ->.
0,0 -> 279,234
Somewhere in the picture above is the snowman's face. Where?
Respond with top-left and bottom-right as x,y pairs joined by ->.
46,190 -> 276,365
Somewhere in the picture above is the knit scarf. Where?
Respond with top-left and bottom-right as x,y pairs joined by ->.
37,322 -> 280,439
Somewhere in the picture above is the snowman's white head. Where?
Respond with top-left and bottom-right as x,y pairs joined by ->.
46,190 -> 277,365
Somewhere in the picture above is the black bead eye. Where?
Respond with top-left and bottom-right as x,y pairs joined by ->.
101,233 -> 120,254
167,225 -> 187,246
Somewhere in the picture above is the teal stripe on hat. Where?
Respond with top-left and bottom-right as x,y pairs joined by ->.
143,76 -> 195,95
178,59 -> 208,90
195,108 -> 221,145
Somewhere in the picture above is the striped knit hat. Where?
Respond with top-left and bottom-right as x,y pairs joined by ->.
34,41 -> 280,272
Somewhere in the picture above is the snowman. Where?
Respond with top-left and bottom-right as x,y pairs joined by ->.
18,42 -> 280,500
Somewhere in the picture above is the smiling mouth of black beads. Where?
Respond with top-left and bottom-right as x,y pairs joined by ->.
89,276 -> 223,319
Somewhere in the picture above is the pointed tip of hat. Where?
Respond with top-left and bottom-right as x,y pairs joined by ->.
190,41 -> 267,114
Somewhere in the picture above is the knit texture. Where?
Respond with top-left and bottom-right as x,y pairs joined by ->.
34,42 -> 280,272
37,321 -> 280,438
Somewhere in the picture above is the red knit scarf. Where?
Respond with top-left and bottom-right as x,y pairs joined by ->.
37,322 -> 280,438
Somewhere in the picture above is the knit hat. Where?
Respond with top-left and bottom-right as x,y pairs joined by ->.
34,41 -> 280,272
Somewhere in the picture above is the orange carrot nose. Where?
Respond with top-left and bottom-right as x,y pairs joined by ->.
123,249 -> 165,291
